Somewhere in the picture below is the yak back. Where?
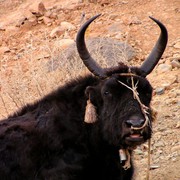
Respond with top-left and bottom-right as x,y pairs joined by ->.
0,74 -> 100,179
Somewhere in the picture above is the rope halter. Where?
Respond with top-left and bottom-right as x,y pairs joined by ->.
117,71 -> 150,130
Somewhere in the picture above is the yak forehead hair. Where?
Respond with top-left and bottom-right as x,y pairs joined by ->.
105,63 -> 143,77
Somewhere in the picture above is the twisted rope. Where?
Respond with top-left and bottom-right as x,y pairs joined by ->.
117,72 -> 152,179
117,75 -> 150,130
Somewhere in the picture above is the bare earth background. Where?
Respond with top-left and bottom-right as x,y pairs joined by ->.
0,0 -> 179,179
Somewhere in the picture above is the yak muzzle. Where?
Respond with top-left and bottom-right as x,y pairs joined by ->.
125,118 -> 145,128
124,116 -> 148,145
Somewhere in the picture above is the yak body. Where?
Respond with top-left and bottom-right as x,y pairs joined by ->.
0,65 -> 153,180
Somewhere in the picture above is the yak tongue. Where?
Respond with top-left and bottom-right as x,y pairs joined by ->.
130,134 -> 141,138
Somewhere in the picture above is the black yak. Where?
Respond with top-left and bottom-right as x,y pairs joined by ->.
0,14 -> 168,180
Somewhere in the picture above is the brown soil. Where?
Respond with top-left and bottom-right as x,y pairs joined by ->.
0,0 -> 179,179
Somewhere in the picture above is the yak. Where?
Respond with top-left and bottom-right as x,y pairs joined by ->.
0,14 -> 168,180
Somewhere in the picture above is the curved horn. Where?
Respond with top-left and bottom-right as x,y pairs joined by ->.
140,16 -> 168,76
76,14 -> 107,78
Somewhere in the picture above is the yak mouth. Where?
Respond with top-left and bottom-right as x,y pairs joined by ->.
122,116 -> 150,146
124,130 -> 146,146
126,134 -> 144,143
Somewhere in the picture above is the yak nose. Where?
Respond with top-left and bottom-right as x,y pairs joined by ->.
125,118 -> 145,127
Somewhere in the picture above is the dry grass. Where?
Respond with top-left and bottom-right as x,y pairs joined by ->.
0,33 -> 134,118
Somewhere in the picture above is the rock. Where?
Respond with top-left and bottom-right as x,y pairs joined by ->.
29,10 -> 42,18
43,16 -> 53,26
108,22 -> 123,33
50,22 -> 75,38
56,13 -> 66,24
0,47 -> 10,54
171,145 -> 180,153
176,121 -> 180,128
50,26 -> 65,38
155,87 -> 165,95
173,41 -> 180,49
134,149 -> 144,155
49,12 -> 58,19
157,63 -> 172,72
46,37 -> 135,74
44,11 -> 52,18
0,24 -> 6,31
128,16 -> 142,25
161,75 -> 177,87
81,0 -> 110,4
38,2 -> 47,15
171,59 -> 180,68
58,39 -> 74,49
30,2 -> 47,17
98,0 -> 111,5
109,14 -> 119,20
121,1 -> 128,4
172,53 -> 180,59
150,165 -> 160,170
29,2 -> 45,18
154,141 -> 164,147
35,53 -> 50,60
28,16 -> 38,26
114,33 -> 123,40
60,22 -> 76,31
65,37 -> 134,66
16,17 -> 28,27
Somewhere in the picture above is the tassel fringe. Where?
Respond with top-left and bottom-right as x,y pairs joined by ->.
84,99 -> 97,123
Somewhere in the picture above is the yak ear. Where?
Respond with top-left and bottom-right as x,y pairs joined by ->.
85,86 -> 98,105
85,86 -> 103,106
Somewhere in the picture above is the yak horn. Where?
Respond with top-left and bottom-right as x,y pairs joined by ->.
140,16 -> 168,76
76,14 -> 107,78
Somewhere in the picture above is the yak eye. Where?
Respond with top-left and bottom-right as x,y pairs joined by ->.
104,91 -> 110,96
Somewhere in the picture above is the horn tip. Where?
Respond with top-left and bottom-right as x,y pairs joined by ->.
149,16 -> 159,23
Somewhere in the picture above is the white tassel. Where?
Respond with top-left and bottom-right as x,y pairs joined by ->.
84,99 -> 97,123
119,149 -> 127,162
119,149 -> 131,170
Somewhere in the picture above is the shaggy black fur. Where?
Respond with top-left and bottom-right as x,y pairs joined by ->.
0,65 -> 153,180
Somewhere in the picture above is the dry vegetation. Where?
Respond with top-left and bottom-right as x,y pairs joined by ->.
0,33 -> 133,117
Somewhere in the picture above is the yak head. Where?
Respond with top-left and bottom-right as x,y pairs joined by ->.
76,14 -> 168,149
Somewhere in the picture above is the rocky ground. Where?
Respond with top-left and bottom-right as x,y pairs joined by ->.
0,0 -> 179,179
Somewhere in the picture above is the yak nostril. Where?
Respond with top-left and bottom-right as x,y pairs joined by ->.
125,119 -> 145,127
125,120 -> 133,127
139,119 -> 145,125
